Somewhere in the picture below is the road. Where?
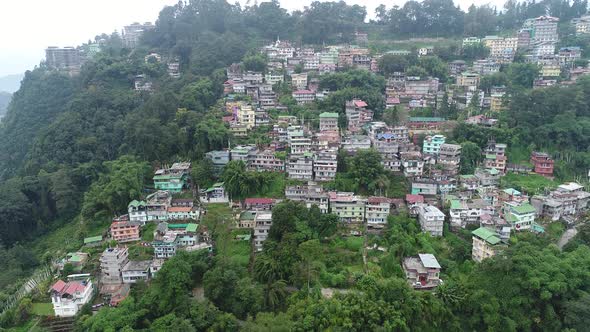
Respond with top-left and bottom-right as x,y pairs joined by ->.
558,227 -> 578,250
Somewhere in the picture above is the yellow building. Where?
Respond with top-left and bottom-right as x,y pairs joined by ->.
237,104 -> 256,129
541,64 -> 561,77
490,93 -> 505,112
471,227 -> 504,262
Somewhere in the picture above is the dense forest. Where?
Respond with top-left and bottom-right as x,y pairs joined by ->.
2,0 -> 590,331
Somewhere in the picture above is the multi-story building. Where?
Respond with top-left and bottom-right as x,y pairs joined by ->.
418,205 -> 444,236
449,60 -> 467,76
205,150 -> 230,173
529,16 -> 559,43
472,59 -> 501,76
244,198 -> 277,211
291,73 -> 308,90
475,167 -> 501,187
483,140 -> 507,173
122,260 -> 152,283
287,154 -> 314,180
285,183 -> 330,213
289,131 -> 312,155
531,182 -> 590,221
254,212 -> 273,252
122,22 -> 154,48
400,152 -> 425,177
462,37 -> 481,47
559,47 -> 582,67
471,227 -> 504,262
404,77 -> 439,98
50,279 -> 93,317
153,162 -> 191,193
505,202 -> 536,231
292,90 -> 315,104
403,254 -> 442,289
574,15 -> 590,35
411,179 -> 438,196
200,182 -> 229,203
490,93 -> 506,112
345,99 -> 373,133
328,192 -> 366,223
438,144 -> 461,175
100,247 -> 129,284
236,104 -> 256,129
45,46 -> 81,72
531,151 -> 554,177
483,36 -> 518,62
248,149 -> 285,172
110,220 -> 141,243
366,197 -> 393,227
541,64 -> 561,77
319,112 -> 339,131
313,149 -> 338,181
449,198 -> 490,229
457,72 -> 480,89
342,135 -> 371,153
231,145 -> 257,162
422,135 -> 446,155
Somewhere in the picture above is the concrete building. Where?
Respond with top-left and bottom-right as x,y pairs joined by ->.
291,73 -> 308,90
292,90 -> 315,104
345,99 -> 373,133
100,247 -> 129,284
153,162 -> 191,193
472,227 -> 504,262
366,197 -> 393,227
199,182 -> 229,203
483,140 -> 507,173
205,150 -> 230,173
528,16 -> 559,43
422,135 -> 446,155
403,254 -> 441,289
285,183 -> 330,213
319,112 -> 339,131
483,36 -> 518,62
110,220 -> 141,243
462,37 -> 481,47
342,135 -> 371,153
438,144 -> 461,175
122,260 -> 152,283
248,149 -> 285,172
122,22 -> 154,48
457,72 -> 480,89
472,59 -> 501,76
50,279 -> 93,317
328,192 -> 366,224
418,205 -> 444,237
400,152 -> 425,177
253,212 -> 273,252
313,149 -> 338,181
231,145 -> 257,162
531,151 -> 554,177
287,154 -> 314,180
505,202 -> 536,231
45,47 -> 81,72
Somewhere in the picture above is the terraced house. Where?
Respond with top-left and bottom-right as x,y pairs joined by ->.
153,162 -> 191,193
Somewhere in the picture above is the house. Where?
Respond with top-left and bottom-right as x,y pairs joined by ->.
366,197 -> 394,227
167,205 -> 200,221
122,260 -> 152,283
342,135 -> 371,153
449,198 -> 490,229
412,179 -> 438,196
153,162 -> 191,193
400,152 -> 425,177
531,151 -> 554,177
403,254 -> 442,290
84,235 -> 103,247
438,144 -> 461,175
457,72 -> 480,89
254,211 -> 273,252
407,117 -> 446,131
100,247 -> 129,284
422,135 -> 446,155
483,140 -> 507,173
505,202 -> 536,231
110,220 -> 141,243
231,145 -> 257,162
319,112 -> 339,131
328,192 -> 367,224
291,73 -> 308,90
50,279 -> 93,317
531,182 -> 590,221
345,99 -> 373,133
128,200 -> 147,225
313,149 -> 338,181
285,183 -> 330,213
244,198 -> 277,211
475,167 -> 501,187
418,205 -> 444,236
248,149 -> 285,172
287,154 -> 314,180
58,252 -> 89,271
199,182 -> 229,203
472,227 -> 505,262
293,90 -> 315,104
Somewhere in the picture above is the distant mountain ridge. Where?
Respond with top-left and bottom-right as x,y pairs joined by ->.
0,73 -> 24,93
0,91 -> 11,119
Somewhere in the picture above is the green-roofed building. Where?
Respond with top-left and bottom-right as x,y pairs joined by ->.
318,113 -> 337,133
472,227 -> 505,262
505,202 -> 536,231
84,235 -> 103,246
153,162 -> 191,193
186,223 -> 198,233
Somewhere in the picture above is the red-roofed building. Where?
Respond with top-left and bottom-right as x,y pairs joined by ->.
405,194 -> 425,204
386,97 -> 400,109
50,279 -> 93,317
244,198 -> 277,211
292,90 -> 315,104
167,206 -> 200,220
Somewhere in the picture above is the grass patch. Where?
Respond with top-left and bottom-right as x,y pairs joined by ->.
203,204 -> 251,267
128,245 -> 154,261
501,172 -> 558,195
142,222 -> 157,241
31,303 -> 53,316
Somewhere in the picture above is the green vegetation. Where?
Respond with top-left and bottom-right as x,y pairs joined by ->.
501,172 -> 558,194
30,303 -> 52,316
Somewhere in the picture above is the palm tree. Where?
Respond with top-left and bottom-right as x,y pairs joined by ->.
265,280 -> 287,311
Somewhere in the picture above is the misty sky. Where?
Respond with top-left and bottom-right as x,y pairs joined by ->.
0,0 -> 503,76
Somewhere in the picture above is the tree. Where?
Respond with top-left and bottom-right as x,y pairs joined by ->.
297,239 -> 323,290
191,158 -> 215,189
459,141 -> 481,174
243,54 -> 267,72
221,160 -> 254,200
378,54 -> 410,76
348,149 -> 385,191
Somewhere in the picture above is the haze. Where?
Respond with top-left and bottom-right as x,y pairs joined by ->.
0,0 -> 503,76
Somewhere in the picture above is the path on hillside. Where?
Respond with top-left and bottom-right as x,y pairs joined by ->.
558,227 -> 578,250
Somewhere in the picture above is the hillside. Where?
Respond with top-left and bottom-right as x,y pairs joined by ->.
2,0 -> 590,331
0,92 -> 10,119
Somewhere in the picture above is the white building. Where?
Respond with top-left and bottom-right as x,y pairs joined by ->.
50,279 -> 93,317
100,247 -> 129,284
122,260 -> 152,283
418,205 -> 444,237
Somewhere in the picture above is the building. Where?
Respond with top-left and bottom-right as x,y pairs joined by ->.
291,73 -> 308,90
475,167 -> 501,187
231,145 -> 257,162
411,179 -> 438,196
236,104 -> 256,129
462,37 -> 481,47
285,183 -> 330,213
342,135 -> 371,153
449,198 -> 490,229
449,60 -> 467,76
472,59 -> 501,76
248,149 -> 285,172
400,152 -> 425,177
483,36 -> 518,62
422,135 -> 446,155
199,182 -> 229,203
505,202 -> 536,231
122,260 -> 152,283
50,279 -> 93,317
292,90 -> 315,104
531,182 -> 590,221
314,149 -> 338,181
471,227 -> 504,262
531,151 -> 554,177
45,47 -> 81,72
100,247 -> 129,284
529,16 -> 559,43
205,150 -> 230,173
253,212 -> 273,252
457,72 -> 480,89
366,197 -> 394,227
122,22 -> 154,48
328,192 -> 366,224
287,154 -> 314,180
345,99 -> 373,133
403,254 -> 442,289
483,140 -> 507,173
167,204 -> 200,221
110,220 -> 141,243
319,112 -> 339,131
153,162 -> 191,193
438,144 -> 461,175
574,15 -> 590,35
244,198 -> 277,211
418,205 -> 444,237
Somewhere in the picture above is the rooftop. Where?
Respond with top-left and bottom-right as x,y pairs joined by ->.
472,227 -> 502,245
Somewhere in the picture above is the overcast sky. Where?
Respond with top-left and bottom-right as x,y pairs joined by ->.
0,0 -> 503,76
